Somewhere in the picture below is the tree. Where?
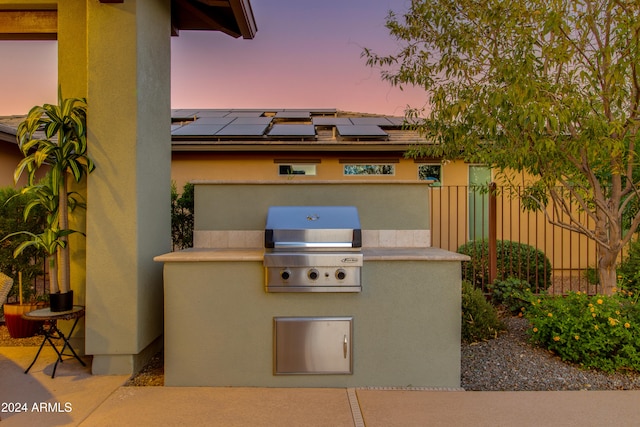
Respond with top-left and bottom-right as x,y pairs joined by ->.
13,90 -> 94,296
364,0 -> 640,295
171,182 -> 194,250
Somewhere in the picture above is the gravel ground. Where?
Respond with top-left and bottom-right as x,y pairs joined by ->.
4,319 -> 640,390
461,316 -> 640,391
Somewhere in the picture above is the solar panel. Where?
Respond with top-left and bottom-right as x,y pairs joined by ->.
268,124 -> 316,137
194,110 -> 232,117
336,125 -> 388,137
384,117 -> 405,126
172,109 -> 200,117
226,111 -> 266,117
214,124 -> 269,136
312,117 -> 352,126
231,117 -> 273,125
349,117 -> 396,126
193,117 -> 235,125
172,124 -> 227,136
275,111 -> 311,119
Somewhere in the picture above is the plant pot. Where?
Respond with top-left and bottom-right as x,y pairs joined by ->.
3,303 -> 44,338
50,290 -> 74,312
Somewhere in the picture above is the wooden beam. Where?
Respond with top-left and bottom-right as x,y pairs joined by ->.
0,10 -> 57,40
228,0 -> 256,39
174,0 -> 238,38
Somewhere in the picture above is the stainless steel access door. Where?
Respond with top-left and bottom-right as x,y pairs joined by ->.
274,317 -> 353,375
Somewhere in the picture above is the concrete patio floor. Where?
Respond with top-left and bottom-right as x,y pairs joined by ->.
1,346 -> 639,426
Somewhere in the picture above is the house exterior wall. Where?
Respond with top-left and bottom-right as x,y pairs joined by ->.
171,152 -> 432,190
0,142 -> 22,187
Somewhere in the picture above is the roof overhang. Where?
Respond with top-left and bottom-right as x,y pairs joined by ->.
0,0 -> 256,40
171,0 -> 256,39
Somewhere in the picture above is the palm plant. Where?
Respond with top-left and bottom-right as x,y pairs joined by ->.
4,228 -> 72,295
5,181 -> 85,294
13,89 -> 94,298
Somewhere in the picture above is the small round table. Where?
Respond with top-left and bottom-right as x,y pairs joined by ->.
22,305 -> 86,378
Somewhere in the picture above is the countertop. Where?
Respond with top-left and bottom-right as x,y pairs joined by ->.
154,247 -> 469,263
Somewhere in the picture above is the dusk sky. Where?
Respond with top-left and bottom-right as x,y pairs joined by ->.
0,0 -> 427,117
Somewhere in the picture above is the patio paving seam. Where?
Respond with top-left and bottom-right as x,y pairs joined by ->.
347,388 -> 365,427
356,386 -> 465,391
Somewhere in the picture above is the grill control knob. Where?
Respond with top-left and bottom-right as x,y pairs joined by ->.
308,269 -> 319,280
281,270 -> 291,280
336,269 -> 347,280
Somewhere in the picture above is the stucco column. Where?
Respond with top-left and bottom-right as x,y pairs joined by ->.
57,0 -> 89,355
84,0 -> 171,375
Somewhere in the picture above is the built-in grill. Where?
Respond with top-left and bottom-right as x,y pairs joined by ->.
264,206 -> 363,292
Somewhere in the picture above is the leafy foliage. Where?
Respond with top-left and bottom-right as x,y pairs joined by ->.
171,182 -> 194,250
14,90 -> 94,294
526,291 -> 640,372
0,187 -> 46,302
461,280 -> 505,343
364,0 -> 640,294
458,240 -> 552,291
617,237 -> 640,294
488,277 -> 538,315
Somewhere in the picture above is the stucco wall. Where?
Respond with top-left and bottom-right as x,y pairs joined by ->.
194,181 -> 431,231
163,258 -> 461,387
84,0 -> 171,375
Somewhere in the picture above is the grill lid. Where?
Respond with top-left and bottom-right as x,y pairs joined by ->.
264,206 -> 362,249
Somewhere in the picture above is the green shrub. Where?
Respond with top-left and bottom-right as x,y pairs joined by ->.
488,277 -> 538,315
461,280 -> 505,343
617,238 -> 640,294
458,239 -> 552,291
171,182 -> 194,250
525,291 -> 640,372
0,186 -> 46,303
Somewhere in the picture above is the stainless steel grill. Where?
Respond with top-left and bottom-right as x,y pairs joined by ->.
264,206 -> 363,292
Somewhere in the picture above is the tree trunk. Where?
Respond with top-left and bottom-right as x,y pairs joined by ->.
58,172 -> 70,294
598,244 -> 618,296
48,253 -> 59,294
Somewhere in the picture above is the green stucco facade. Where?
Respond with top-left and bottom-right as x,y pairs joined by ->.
58,0 -> 171,374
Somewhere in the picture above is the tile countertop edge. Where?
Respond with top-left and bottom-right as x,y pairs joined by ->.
153,247 -> 470,263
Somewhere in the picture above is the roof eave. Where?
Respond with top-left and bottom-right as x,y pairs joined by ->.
171,0 -> 257,39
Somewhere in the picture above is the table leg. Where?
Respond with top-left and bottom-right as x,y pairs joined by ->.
24,324 -> 50,374
24,317 -> 87,378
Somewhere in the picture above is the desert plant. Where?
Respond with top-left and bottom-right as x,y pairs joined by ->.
13,90 -> 94,297
461,280 -> 505,343
526,291 -> 640,372
458,240 -> 552,292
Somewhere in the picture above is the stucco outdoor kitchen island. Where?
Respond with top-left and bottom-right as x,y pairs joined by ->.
156,246 -> 466,387
155,181 -> 467,387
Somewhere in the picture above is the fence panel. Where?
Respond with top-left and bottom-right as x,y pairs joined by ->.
430,185 -> 600,294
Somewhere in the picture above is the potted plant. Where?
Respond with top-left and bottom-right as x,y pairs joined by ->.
2,272 -> 44,338
0,187 -> 47,337
12,89 -> 94,312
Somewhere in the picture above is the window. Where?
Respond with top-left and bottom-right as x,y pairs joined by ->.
343,164 -> 395,176
418,164 -> 442,186
278,164 -> 317,176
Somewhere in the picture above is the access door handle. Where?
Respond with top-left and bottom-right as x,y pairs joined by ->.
343,335 -> 348,359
